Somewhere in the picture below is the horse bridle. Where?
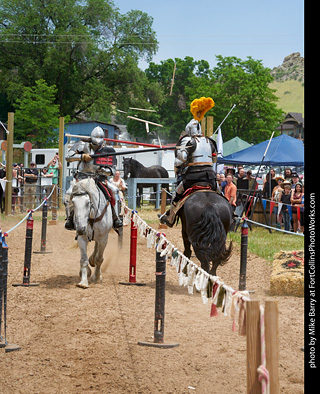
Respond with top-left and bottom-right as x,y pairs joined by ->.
72,188 -> 109,227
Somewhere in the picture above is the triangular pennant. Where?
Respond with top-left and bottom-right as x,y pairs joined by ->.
262,199 -> 267,210
269,201 -> 275,216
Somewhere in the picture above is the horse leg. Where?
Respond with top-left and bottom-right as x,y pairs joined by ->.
76,235 -> 91,288
210,260 -> 219,276
90,239 -> 108,284
181,220 -> 192,259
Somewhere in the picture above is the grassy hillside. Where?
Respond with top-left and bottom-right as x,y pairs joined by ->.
269,79 -> 304,115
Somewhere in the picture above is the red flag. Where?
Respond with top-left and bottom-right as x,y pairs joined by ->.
269,201 -> 275,216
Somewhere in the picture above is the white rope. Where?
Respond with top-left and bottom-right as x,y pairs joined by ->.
123,205 -> 251,327
4,185 -> 56,234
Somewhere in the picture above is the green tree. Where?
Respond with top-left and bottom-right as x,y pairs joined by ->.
144,57 -> 211,142
14,80 -> 61,147
0,0 -> 158,122
187,56 -> 284,144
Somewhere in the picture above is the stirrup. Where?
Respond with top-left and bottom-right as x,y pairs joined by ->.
158,212 -> 174,227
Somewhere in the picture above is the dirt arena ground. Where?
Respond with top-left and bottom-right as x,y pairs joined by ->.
0,211 -> 304,393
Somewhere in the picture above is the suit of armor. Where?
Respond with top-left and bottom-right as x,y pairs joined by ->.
159,119 -> 218,227
65,126 -> 122,230
174,119 -> 217,195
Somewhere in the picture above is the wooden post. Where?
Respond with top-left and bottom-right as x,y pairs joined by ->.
201,117 -> 206,136
159,189 -> 168,229
246,301 -> 261,394
58,117 -> 64,209
169,63 -> 176,96
5,113 -> 14,216
207,116 -> 214,137
265,301 -> 280,394
247,301 -> 280,394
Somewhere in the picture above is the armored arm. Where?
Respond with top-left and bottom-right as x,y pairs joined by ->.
208,137 -> 218,162
65,141 -> 89,162
174,136 -> 196,172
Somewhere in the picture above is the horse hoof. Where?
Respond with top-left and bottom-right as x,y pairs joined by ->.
76,283 -> 89,289
90,275 -> 102,284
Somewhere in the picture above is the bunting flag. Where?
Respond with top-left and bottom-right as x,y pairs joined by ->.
277,203 -> 283,220
123,205 -> 251,334
287,205 -> 293,220
269,201 -> 275,216
296,206 -> 300,221
262,199 -> 267,210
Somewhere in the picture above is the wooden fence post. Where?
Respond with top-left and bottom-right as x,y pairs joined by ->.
159,189 -> 168,229
246,301 -> 261,394
265,301 -> 280,394
4,113 -> 13,216
247,301 -> 280,394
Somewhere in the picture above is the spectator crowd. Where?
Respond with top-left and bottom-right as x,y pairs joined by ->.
0,154 -> 61,214
216,165 -> 304,234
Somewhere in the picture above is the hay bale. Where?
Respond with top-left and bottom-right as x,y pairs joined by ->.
270,250 -> 304,297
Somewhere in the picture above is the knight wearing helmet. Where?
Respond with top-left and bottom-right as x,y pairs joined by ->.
159,98 -> 218,227
65,126 -> 123,231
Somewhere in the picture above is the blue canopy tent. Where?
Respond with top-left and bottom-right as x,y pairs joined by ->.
217,134 -> 304,166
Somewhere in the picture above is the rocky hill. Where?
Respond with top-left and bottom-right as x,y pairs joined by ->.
270,52 -> 304,83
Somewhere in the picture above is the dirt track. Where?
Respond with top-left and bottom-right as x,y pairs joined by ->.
0,213 -> 304,393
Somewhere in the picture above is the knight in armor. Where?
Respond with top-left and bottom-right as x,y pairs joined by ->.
159,97 -> 218,227
64,126 -> 123,231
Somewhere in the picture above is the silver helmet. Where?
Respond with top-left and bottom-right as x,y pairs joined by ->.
185,119 -> 202,137
91,126 -> 105,147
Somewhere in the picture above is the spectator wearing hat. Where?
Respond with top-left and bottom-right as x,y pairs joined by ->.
290,182 -> 303,233
291,172 -> 300,190
225,167 -> 236,184
24,161 -> 39,209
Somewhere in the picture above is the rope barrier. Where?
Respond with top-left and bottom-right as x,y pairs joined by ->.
122,205 -> 251,330
241,217 -> 304,237
4,185 -> 56,234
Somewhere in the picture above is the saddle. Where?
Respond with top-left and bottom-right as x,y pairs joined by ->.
167,184 -> 218,226
96,181 -> 115,207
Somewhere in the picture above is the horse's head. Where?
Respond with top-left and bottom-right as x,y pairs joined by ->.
71,179 -> 95,236
72,192 -> 92,236
122,157 -> 132,180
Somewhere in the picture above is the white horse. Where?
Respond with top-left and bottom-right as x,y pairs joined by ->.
70,178 -> 113,288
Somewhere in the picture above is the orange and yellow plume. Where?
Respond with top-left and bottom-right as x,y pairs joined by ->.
190,97 -> 215,121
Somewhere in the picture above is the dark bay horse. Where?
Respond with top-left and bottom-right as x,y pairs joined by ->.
123,157 -> 169,207
179,191 -> 233,276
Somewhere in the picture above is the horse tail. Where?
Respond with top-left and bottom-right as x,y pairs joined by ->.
189,205 -> 232,266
